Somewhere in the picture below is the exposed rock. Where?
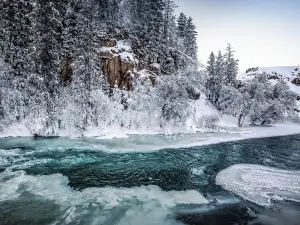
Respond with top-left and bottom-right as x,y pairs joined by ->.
267,75 -> 280,80
99,38 -> 137,90
176,201 -> 254,225
99,36 -> 194,91
245,67 -> 259,73
187,88 -> 200,100
297,96 -> 300,101
292,78 -> 300,86
100,51 -> 134,89
60,57 -> 73,86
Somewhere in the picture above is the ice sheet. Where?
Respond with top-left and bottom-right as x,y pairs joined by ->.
216,164 -> 300,206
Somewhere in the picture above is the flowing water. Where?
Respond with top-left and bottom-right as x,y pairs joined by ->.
1,134 -> 300,225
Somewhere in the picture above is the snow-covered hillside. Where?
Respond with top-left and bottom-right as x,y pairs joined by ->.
238,66 -> 300,96
238,66 -> 300,110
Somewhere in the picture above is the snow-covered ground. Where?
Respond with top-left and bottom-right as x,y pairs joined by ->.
2,121 -> 300,153
1,66 -> 300,145
1,90 -> 300,152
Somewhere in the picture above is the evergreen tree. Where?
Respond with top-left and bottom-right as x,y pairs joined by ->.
29,0 -> 68,134
163,0 -> 177,47
176,12 -> 187,52
184,17 -> 198,61
214,50 -> 225,104
177,13 -> 187,38
0,0 -> 35,79
147,0 -> 165,44
205,52 -> 216,102
224,43 -> 239,86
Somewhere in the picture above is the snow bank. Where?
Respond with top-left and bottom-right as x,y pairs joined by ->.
1,122 -> 300,153
0,122 -> 31,138
216,164 -> 300,206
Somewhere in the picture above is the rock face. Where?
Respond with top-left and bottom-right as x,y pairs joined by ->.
99,38 -> 138,90
100,51 -> 135,89
292,78 -> 300,86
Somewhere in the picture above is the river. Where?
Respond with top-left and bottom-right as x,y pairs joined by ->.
1,134 -> 300,225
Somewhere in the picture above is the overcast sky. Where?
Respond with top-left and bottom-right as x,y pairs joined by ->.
175,0 -> 300,72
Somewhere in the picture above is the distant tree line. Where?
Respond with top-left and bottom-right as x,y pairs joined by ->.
205,44 -> 297,127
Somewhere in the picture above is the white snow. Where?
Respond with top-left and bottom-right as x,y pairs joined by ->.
150,63 -> 161,69
0,170 -> 208,208
72,122 -> 300,153
119,51 -> 135,62
216,164 -> 300,206
99,39 -> 138,63
0,122 -> 31,138
1,120 -> 300,153
96,131 -> 129,140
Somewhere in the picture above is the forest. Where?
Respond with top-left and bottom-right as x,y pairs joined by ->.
0,0 -> 297,136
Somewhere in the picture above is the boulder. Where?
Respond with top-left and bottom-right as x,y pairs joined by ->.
176,202 -> 254,225
292,78 -> 300,86
267,75 -> 280,80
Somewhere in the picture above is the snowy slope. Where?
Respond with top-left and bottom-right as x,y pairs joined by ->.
238,66 -> 300,96
238,66 -> 300,112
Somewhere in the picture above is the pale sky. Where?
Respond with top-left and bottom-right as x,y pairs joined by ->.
175,0 -> 300,72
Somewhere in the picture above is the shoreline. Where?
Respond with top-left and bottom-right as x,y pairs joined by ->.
1,122 -> 300,153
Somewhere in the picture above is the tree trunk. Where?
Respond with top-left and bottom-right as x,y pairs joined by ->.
238,114 -> 244,127
261,120 -> 267,126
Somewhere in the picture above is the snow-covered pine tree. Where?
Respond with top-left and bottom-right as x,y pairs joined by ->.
0,0 -> 36,83
147,0 -> 166,49
176,12 -> 187,51
184,17 -> 198,61
205,52 -> 216,102
214,50 -> 225,105
0,0 -> 37,128
224,43 -> 239,86
163,0 -> 177,47
177,13 -> 187,38
30,0 -> 68,134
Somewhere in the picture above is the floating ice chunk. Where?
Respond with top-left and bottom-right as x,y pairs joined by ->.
216,164 -> 300,206
191,166 -> 206,176
96,132 -> 129,140
0,170 -> 208,208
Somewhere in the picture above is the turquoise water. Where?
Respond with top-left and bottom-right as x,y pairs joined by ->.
1,134 -> 300,225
